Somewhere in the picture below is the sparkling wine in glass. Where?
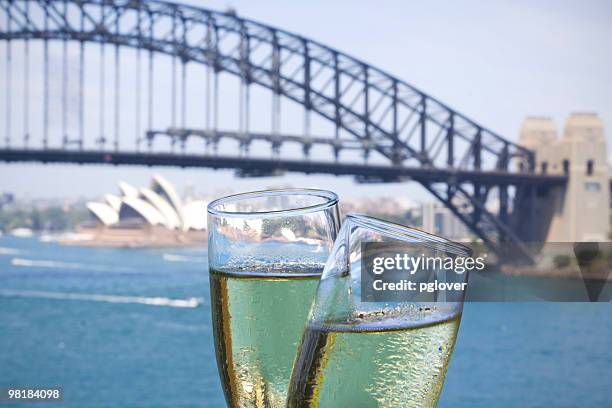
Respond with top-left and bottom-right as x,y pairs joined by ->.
288,214 -> 470,408
207,189 -> 340,407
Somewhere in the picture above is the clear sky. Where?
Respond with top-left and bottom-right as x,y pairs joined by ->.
1,0 -> 611,201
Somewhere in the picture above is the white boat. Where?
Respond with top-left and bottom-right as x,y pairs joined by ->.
39,234 -> 58,242
10,228 -> 34,238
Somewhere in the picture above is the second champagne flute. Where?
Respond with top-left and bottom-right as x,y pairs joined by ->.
207,189 -> 341,407
288,214 -> 471,407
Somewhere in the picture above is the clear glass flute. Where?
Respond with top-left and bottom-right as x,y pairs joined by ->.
287,213 -> 471,408
207,189 -> 341,407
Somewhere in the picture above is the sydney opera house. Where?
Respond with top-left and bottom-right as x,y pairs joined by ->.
65,175 -> 207,247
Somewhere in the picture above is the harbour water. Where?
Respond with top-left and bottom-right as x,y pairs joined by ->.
1,236 -> 610,407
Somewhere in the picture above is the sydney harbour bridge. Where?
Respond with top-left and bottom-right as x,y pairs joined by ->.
0,0 -> 566,255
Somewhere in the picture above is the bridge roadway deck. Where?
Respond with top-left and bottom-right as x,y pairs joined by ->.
0,149 -> 567,187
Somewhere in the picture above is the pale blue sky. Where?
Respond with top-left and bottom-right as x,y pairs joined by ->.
1,0 -> 611,201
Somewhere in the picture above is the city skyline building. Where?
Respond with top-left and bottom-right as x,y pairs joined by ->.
421,202 -> 471,242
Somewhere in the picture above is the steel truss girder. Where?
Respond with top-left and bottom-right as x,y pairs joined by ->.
0,0 -> 549,254
0,0 -> 534,168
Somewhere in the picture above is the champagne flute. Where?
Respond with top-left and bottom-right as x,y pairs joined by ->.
207,189 -> 340,407
288,213 -> 471,407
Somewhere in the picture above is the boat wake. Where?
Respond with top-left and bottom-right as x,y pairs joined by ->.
0,289 -> 203,308
10,257 -> 135,273
162,253 -> 207,263
0,247 -> 20,255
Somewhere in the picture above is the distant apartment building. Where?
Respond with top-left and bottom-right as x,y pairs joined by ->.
519,113 -> 609,241
0,192 -> 15,209
341,196 -> 419,217
421,202 -> 470,241
608,156 -> 612,210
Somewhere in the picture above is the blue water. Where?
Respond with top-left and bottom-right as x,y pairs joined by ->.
0,236 -> 610,407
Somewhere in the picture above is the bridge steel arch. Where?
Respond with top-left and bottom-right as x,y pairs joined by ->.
0,0 -> 565,254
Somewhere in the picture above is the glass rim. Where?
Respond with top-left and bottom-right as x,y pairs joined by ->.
207,188 -> 339,218
346,213 -> 472,256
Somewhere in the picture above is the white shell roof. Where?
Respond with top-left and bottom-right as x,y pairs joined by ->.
118,181 -> 139,198
87,176 -> 208,231
104,194 -> 122,212
139,188 -> 182,229
86,202 -> 119,226
182,200 -> 208,231
121,197 -> 167,226
151,174 -> 184,224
